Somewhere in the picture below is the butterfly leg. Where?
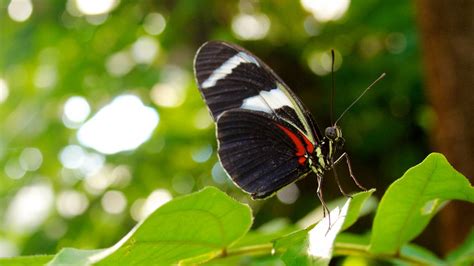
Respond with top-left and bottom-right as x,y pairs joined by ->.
331,158 -> 352,198
334,152 -> 367,191
317,174 -> 333,233
316,174 -> 331,228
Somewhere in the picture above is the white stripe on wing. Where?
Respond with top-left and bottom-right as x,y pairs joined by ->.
241,88 -> 295,113
201,52 -> 259,89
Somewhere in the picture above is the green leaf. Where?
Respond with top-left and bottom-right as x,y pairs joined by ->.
297,190 -> 377,229
47,249 -> 103,266
341,189 -> 375,230
230,218 -> 296,248
45,187 -> 252,266
274,228 -> 313,266
446,229 -> 474,266
275,190 -> 374,266
398,244 -> 446,266
0,255 -> 54,266
370,153 -> 474,254
334,234 -> 446,265
335,232 -> 371,247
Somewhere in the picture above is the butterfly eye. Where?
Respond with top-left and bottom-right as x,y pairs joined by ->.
325,127 -> 337,140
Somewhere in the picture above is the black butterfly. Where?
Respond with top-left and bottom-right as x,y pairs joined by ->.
194,41 -> 369,209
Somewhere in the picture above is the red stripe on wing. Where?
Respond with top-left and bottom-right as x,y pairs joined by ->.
276,124 -> 305,156
276,124 -> 309,165
300,133 -> 314,154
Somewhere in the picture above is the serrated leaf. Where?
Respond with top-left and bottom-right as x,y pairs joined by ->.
45,187 -> 252,266
370,153 -> 474,254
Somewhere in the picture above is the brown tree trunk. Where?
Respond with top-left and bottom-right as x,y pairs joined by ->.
416,0 -> 474,255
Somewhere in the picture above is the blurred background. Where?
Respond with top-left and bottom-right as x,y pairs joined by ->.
1,0 -> 472,261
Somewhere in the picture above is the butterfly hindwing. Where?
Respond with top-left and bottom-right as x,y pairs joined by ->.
217,109 -> 312,199
194,41 -> 321,143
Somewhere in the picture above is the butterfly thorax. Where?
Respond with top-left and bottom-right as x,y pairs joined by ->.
309,126 -> 345,173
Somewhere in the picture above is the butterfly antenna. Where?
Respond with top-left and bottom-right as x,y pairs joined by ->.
334,73 -> 386,125
330,49 -> 335,125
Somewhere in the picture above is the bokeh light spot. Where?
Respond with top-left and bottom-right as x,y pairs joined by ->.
105,51 -> 134,77
191,144 -> 213,163
74,0 -> 118,15
150,83 -> 184,107
131,36 -> 159,65
172,175 -> 194,194
301,0 -> 350,22
140,189 -> 172,220
150,66 -> 189,108
86,13 -> 109,25
0,239 -> 18,258
385,32 -> 407,54
44,220 -> 68,240
359,35 -> 382,58
194,108 -> 213,129
63,96 -> 91,127
5,182 -> 54,233
307,49 -> 342,76
211,162 -> 228,184
4,158 -> 26,179
78,95 -> 159,154
130,198 -> 145,222
143,13 -> 166,35
101,190 -> 127,214
232,13 -> 271,40
34,64 -> 57,89
19,147 -> 43,171
8,0 -> 33,22
84,165 -> 116,195
0,78 -> 9,103
60,145 -> 86,169
56,190 -> 89,218
276,183 -> 300,204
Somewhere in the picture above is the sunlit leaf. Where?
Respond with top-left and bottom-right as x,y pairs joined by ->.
370,153 -> 474,254
274,228 -> 312,266
47,249 -> 103,266
341,189 -> 375,230
229,219 -> 291,246
43,187 -> 252,265
274,190 -> 374,266
334,234 -> 446,265
0,255 -> 54,266
297,190 -> 377,229
306,201 -> 350,265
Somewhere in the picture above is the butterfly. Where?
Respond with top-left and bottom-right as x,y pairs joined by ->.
194,41 -> 375,210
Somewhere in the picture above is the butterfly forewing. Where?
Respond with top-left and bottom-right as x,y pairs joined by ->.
194,41 -> 321,198
194,41 -> 320,142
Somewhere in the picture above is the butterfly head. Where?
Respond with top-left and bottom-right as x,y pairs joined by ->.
324,126 -> 345,151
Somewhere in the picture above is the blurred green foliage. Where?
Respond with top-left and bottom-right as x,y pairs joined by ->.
0,0 -> 431,258
2,154 -> 471,265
